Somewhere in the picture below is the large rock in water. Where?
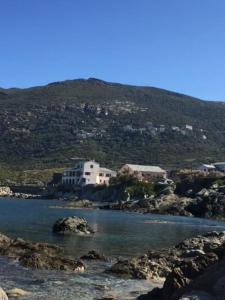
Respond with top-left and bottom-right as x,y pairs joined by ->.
19,252 -> 85,271
52,216 -> 95,234
0,233 -> 85,272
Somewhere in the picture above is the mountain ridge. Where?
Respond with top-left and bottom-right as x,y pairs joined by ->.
0,77 -> 225,183
0,77 -> 221,103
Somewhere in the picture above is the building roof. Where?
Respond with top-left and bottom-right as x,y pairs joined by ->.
99,167 -> 116,174
201,164 -> 216,169
214,162 -> 225,166
125,164 -> 166,173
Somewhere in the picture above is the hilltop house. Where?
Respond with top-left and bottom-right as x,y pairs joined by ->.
185,124 -> 193,131
198,164 -> 216,173
62,161 -> 116,186
119,164 -> 167,182
198,162 -> 225,173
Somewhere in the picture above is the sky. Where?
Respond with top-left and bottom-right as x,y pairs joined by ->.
0,0 -> 225,100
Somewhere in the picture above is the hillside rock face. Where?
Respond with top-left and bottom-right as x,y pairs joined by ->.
0,233 -> 85,272
52,216 -> 95,234
1,78 -> 225,173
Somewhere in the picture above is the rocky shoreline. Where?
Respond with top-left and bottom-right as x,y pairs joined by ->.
108,231 -> 225,300
0,186 -> 41,199
0,229 -> 225,299
0,233 -> 85,272
101,182 -> 225,221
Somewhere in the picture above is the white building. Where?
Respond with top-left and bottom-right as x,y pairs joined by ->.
119,164 -> 167,182
185,125 -> 193,131
214,162 -> 225,173
159,125 -> 166,133
171,126 -> 180,132
62,161 -> 116,186
198,164 -> 216,172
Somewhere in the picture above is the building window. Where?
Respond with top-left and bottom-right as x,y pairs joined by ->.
85,172 -> 91,175
106,174 -> 111,177
90,164 -> 94,168
82,178 -> 86,183
99,173 -> 103,177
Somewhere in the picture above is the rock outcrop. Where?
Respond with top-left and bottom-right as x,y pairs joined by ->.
6,288 -> 31,298
134,231 -> 225,300
103,183 -> 225,221
0,187 -> 13,197
81,250 -> 107,261
108,231 -> 225,300
0,288 -> 8,300
52,216 -> 95,234
0,187 -> 39,199
0,233 -> 85,272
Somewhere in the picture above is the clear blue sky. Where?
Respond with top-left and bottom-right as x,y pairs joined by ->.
1,0 -> 225,100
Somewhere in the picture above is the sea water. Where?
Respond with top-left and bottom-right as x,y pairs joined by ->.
0,198 -> 224,299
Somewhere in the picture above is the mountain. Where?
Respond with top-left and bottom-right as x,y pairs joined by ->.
0,77 -> 225,181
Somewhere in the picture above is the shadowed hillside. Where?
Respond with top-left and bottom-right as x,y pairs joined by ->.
0,78 -> 225,182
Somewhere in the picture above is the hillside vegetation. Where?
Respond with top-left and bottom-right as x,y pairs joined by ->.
1,78 -> 225,183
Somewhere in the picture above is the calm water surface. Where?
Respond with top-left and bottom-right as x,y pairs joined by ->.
0,198 -> 225,299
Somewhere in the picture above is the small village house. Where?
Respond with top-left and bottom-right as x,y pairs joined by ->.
185,124 -> 193,131
198,162 -> 225,173
119,164 -> 167,182
198,164 -> 216,173
62,161 -> 116,186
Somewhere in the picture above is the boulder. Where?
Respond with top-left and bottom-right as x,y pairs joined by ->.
0,232 -> 85,272
81,250 -> 107,261
157,186 -> 175,196
0,233 -> 11,248
19,252 -> 85,272
6,288 -> 31,298
0,288 -> 8,300
0,187 -> 13,197
108,256 -> 153,280
137,231 -> 225,300
52,216 -> 95,234
0,238 -> 62,258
